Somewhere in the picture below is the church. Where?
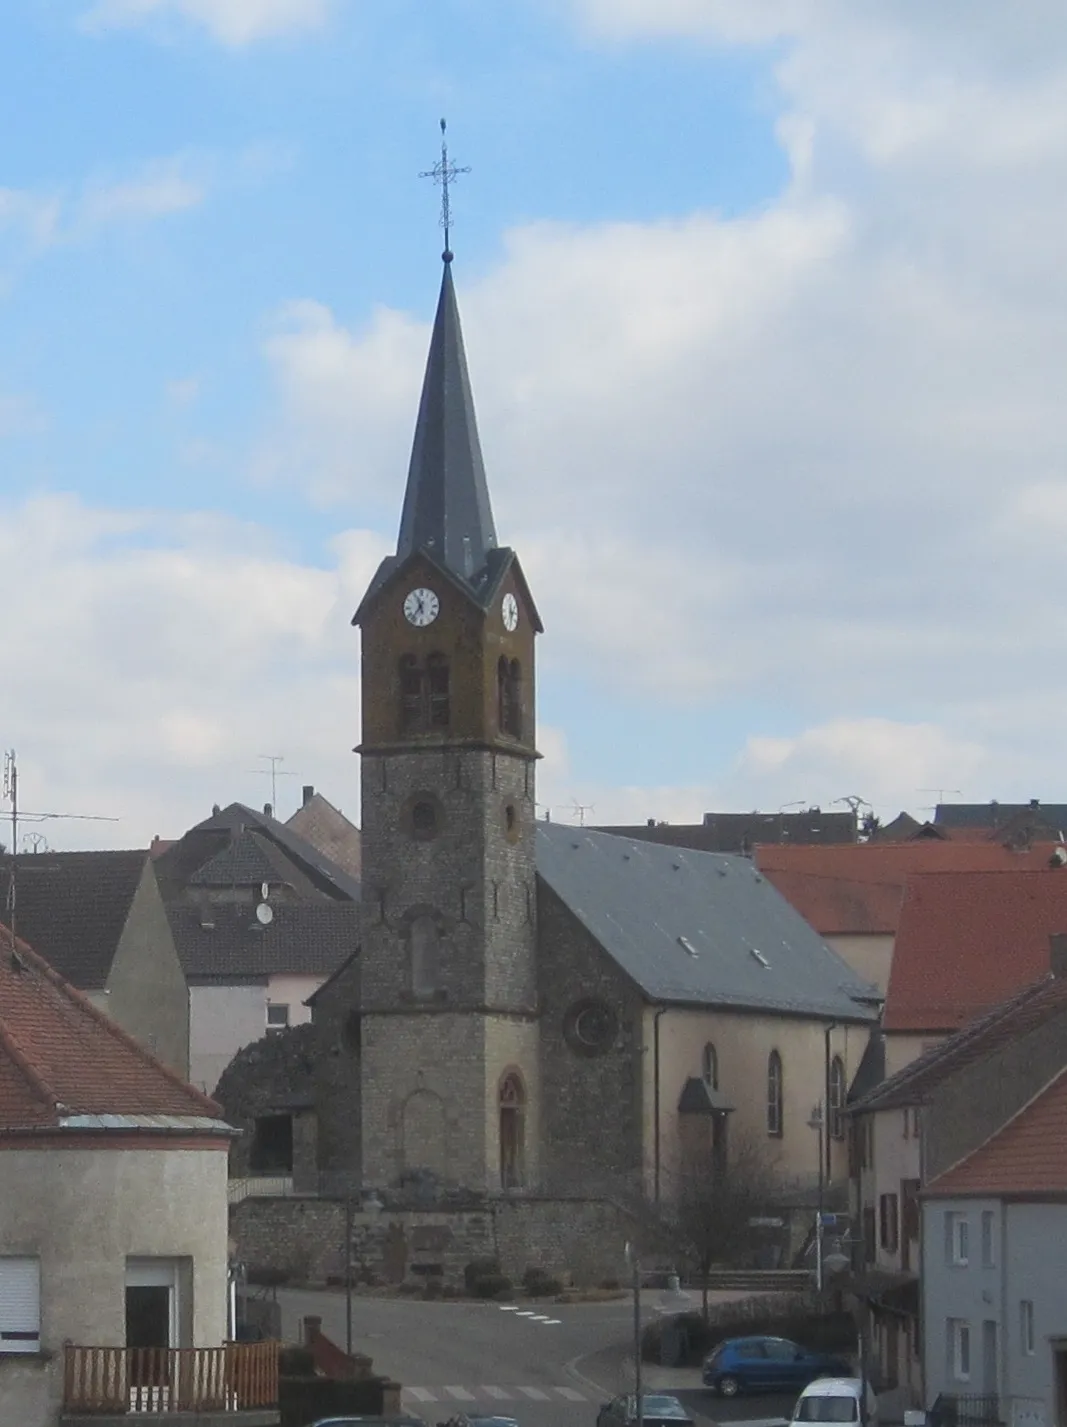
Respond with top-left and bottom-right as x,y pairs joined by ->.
297,235 -> 880,1260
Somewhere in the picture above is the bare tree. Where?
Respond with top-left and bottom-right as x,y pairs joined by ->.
667,1134 -> 784,1320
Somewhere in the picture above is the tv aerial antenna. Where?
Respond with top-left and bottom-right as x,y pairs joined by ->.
249,754 -> 297,815
568,800 -> 595,827
3,749 -> 120,944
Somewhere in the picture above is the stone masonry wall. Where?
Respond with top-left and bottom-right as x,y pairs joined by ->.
312,954 -> 362,1182
536,882 -> 645,1199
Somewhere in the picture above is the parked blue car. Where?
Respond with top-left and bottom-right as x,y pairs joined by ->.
702,1336 -> 853,1398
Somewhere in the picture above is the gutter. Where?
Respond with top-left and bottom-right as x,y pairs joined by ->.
653,1006 -> 668,1203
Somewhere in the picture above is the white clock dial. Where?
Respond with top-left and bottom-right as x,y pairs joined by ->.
502,592 -> 519,632
403,587 -> 440,627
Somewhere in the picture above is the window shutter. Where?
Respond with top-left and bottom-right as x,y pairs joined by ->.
0,1258 -> 40,1353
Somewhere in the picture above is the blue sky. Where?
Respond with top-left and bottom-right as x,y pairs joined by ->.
2,0 -> 1067,845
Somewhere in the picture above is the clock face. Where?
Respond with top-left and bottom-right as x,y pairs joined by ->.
501,592 -> 519,633
403,587 -> 440,627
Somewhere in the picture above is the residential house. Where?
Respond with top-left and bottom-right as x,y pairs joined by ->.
285,785 -> 361,880
883,868 -> 1067,1074
0,924 -> 276,1427
595,806 -> 858,856
934,799 -> 1067,842
155,802 -> 359,1092
757,841 -> 1063,1008
922,1067 -> 1067,1427
848,964 -> 1067,1414
0,850 -> 188,1075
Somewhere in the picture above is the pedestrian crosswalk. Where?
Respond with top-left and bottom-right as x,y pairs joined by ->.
496,1306 -> 563,1324
403,1385 -> 592,1404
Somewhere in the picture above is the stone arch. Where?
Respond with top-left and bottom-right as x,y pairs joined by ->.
400,1087 -> 448,1179
498,1069 -> 526,1190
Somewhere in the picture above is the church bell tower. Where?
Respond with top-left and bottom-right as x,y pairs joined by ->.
353,220 -> 542,1193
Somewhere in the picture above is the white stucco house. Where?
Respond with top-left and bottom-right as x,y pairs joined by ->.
922,1066 -> 1067,1427
0,926 -> 277,1427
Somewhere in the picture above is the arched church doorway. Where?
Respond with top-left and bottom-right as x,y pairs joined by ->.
498,1071 -> 526,1190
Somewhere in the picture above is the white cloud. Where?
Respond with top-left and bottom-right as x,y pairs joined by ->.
80,156 -> 206,228
82,0 -> 332,46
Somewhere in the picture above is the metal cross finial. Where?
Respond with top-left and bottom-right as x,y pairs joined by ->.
419,117 -> 470,263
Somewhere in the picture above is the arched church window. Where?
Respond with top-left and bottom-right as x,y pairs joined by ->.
499,1071 -> 526,1190
767,1049 -> 783,1138
427,653 -> 450,728
829,1054 -> 846,1140
399,654 -> 424,732
497,657 -> 522,739
410,914 -> 441,997
702,1041 -> 718,1091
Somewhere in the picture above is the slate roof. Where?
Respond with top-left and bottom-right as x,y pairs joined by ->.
170,901 -> 360,979
286,792 -> 362,880
853,974 -> 1067,1112
596,809 -> 856,856
677,1076 -> 734,1114
935,801 -> 1067,834
0,850 -> 149,990
188,830 -> 294,888
156,802 -> 360,903
0,924 -> 224,1129
757,841 -> 1063,937
884,869 -> 1067,1033
924,1064 -> 1067,1198
847,1031 -> 887,1104
536,823 -> 878,1020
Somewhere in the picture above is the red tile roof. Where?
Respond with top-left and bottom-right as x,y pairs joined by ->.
884,869 -> 1067,1033
925,1065 -> 1067,1198
757,841 -> 1064,935
0,924 -> 223,1130
854,974 -> 1067,1111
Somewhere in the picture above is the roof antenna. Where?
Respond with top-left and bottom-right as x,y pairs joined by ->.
420,117 -> 471,264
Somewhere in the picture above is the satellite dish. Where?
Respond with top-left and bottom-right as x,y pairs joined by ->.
256,902 -> 274,927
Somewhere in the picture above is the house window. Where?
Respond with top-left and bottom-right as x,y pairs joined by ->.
1020,1300 -> 1035,1356
0,1257 -> 40,1354
249,1114 -> 293,1174
766,1050 -> 783,1137
829,1055 -> 846,1140
702,1042 -> 719,1091
879,1193 -> 899,1253
266,1003 -> 290,1029
945,1211 -> 969,1266
981,1210 -> 995,1268
949,1319 -> 971,1381
497,657 -> 522,739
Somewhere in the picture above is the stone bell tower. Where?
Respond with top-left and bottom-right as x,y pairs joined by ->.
352,248 -> 543,1194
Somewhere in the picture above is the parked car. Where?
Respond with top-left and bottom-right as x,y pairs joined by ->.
702,1336 -> 854,1397
597,1394 -> 694,1427
790,1377 -> 878,1425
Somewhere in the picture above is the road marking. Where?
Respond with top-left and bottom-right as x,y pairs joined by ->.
517,1387 -> 550,1400
404,1388 -> 438,1402
528,1314 -> 553,1321
498,1304 -> 520,1311
540,1317 -> 563,1325
444,1386 -> 477,1401
514,1310 -> 538,1317
557,1387 -> 586,1401
482,1386 -> 514,1400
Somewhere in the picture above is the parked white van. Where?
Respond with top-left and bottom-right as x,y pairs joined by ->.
790,1377 -> 879,1427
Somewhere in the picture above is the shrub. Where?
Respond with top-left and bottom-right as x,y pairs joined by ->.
599,1277 -> 621,1291
423,1277 -> 444,1300
464,1257 -> 502,1293
522,1267 -> 564,1297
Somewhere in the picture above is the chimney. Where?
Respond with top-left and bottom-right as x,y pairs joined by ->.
303,785 -> 315,807
211,803 -> 221,816
264,803 -> 273,818
647,818 -> 655,828
1050,933 -> 1067,977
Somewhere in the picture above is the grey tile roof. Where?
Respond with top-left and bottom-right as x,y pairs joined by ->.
188,831 -> 285,888
536,824 -> 879,1020
935,801 -> 1067,833
677,1076 -> 734,1114
169,901 -> 359,979
0,850 -> 148,989
595,810 -> 856,855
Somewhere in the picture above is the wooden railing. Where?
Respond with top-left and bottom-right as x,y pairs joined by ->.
63,1340 -> 279,1414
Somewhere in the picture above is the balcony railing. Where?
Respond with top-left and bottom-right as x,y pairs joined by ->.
63,1340 -> 279,1415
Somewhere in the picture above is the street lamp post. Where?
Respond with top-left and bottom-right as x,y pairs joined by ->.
807,1104 -> 826,1292
625,1242 -> 643,1427
345,1191 -> 383,1358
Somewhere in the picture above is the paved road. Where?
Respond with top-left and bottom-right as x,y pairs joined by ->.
277,1289 -> 796,1427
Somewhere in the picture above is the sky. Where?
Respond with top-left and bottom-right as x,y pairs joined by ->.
2,0 -> 1067,849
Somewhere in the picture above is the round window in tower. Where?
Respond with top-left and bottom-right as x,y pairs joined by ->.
563,998 -> 619,1057
403,792 -> 444,842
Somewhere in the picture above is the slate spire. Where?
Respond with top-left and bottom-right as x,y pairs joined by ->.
395,259 -> 498,585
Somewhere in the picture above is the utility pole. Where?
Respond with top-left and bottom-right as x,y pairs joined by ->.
625,1242 -> 643,1427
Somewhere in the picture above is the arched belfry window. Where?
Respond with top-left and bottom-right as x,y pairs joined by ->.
398,653 -> 451,733
497,657 -> 522,739
829,1054 -> 846,1140
767,1050 -> 783,1138
702,1042 -> 718,1091
499,1071 -> 526,1190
